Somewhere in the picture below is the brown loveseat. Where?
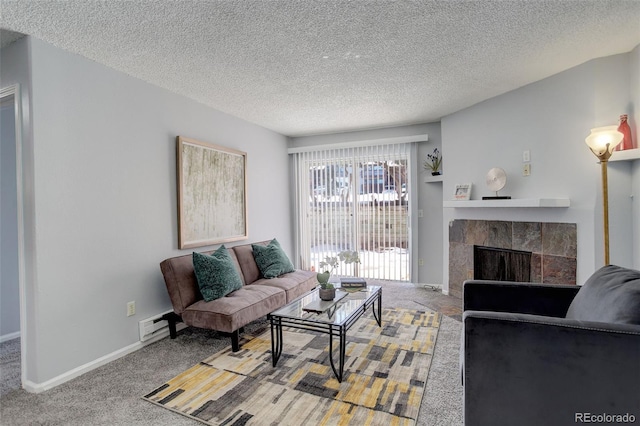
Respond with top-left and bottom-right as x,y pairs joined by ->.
160,240 -> 317,351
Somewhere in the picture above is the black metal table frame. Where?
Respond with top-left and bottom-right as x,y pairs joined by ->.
268,287 -> 382,383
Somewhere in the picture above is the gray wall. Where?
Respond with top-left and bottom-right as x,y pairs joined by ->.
416,124 -> 444,285
441,50 -> 639,290
4,36 -> 293,386
1,94 -> 20,339
289,123 -> 444,286
633,157 -> 640,270
631,45 -> 640,270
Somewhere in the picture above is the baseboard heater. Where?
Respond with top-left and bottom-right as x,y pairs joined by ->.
139,310 -> 185,342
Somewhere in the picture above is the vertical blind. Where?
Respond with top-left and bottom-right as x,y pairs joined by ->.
290,142 -> 413,281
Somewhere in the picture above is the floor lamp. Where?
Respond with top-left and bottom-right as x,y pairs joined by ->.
585,126 -> 624,265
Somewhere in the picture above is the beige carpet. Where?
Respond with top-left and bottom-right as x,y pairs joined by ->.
144,308 -> 441,425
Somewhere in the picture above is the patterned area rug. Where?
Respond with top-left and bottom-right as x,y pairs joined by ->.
143,308 -> 441,425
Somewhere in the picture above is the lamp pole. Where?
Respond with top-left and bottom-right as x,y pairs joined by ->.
585,125 -> 623,266
600,158 -> 610,265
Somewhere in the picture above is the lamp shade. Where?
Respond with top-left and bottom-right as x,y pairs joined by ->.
585,126 -> 624,158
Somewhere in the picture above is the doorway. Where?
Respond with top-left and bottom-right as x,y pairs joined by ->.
1,84 -> 24,393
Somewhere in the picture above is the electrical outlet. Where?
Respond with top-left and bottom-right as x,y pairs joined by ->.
127,301 -> 135,317
523,150 -> 531,162
418,209 -> 424,218
418,258 -> 424,266
522,164 -> 531,176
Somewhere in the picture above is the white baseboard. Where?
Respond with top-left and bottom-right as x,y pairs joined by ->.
0,331 -> 20,343
22,323 -> 186,393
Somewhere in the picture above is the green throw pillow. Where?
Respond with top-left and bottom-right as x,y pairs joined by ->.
192,246 -> 243,302
252,239 -> 295,279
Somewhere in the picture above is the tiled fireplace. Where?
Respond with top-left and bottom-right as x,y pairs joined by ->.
448,219 -> 577,299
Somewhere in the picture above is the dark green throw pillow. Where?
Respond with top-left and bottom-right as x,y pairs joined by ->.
252,239 -> 295,279
192,246 -> 243,302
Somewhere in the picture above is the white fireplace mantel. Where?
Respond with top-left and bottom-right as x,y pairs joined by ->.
443,198 -> 570,208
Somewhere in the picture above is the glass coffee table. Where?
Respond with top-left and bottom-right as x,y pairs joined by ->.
268,285 -> 382,383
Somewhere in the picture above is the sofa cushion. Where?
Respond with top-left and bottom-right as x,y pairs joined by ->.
182,285 -> 286,333
252,269 -> 318,302
252,238 -> 295,279
232,241 -> 266,285
566,264 -> 640,325
192,247 -> 243,302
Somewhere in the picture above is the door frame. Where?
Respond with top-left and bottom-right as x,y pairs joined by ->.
1,84 -> 27,388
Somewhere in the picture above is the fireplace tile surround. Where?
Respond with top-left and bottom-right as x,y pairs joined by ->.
448,219 -> 577,298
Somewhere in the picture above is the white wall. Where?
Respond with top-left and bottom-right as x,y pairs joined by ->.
289,123 -> 444,285
4,36 -> 293,388
441,50 -> 638,291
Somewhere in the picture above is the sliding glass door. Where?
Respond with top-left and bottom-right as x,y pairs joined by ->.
291,143 -> 413,281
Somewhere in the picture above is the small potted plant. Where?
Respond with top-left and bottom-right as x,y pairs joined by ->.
317,269 -> 334,300
424,148 -> 442,175
317,251 -> 360,300
317,282 -> 336,301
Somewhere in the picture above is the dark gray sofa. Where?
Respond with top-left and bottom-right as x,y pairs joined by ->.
462,265 -> 640,426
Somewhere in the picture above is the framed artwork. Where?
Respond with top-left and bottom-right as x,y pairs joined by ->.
454,183 -> 472,201
177,136 -> 248,249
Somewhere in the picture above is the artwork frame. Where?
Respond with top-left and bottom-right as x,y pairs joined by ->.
454,183 -> 472,201
177,136 -> 248,249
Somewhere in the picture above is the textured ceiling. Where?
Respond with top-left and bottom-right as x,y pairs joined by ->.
1,1 -> 639,137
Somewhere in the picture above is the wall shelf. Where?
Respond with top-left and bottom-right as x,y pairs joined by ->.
443,198 -> 570,208
609,148 -> 640,162
424,175 -> 443,183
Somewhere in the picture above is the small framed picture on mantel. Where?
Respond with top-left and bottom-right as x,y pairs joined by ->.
454,183 -> 472,201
